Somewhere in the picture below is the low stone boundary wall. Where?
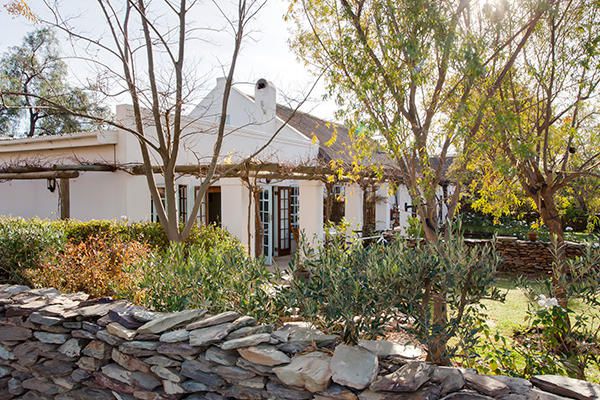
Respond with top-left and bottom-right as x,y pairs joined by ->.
477,238 -> 585,276
0,285 -> 598,400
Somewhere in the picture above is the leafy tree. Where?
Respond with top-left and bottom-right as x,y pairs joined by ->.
0,28 -> 107,137
472,0 -> 599,306
288,0 -> 552,363
3,0 -> 35,21
289,0 -> 550,243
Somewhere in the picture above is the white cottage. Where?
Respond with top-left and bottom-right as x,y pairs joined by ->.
0,78 -> 449,263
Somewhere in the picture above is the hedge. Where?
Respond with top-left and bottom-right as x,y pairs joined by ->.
0,217 -> 233,284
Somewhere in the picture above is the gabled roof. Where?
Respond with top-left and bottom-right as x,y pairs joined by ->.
275,104 -> 353,163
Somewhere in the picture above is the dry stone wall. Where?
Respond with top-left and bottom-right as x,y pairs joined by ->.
0,284 -> 598,400
482,238 -> 584,276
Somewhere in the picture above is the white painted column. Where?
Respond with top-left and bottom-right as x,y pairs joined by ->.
220,178 -> 255,256
344,183 -> 363,235
375,183 -> 391,231
298,180 -> 324,247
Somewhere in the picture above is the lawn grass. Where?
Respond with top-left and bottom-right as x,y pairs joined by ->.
478,276 -> 600,383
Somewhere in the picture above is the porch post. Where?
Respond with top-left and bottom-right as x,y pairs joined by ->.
298,180 -> 324,247
375,183 -> 391,231
220,178 -> 255,257
344,183 -> 363,235
59,178 -> 70,220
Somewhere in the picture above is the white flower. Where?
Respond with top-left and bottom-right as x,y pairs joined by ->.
536,294 -> 559,309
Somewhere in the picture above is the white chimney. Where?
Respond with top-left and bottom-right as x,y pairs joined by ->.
254,78 -> 276,125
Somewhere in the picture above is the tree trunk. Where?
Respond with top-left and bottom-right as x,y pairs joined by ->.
419,200 -> 450,365
538,187 -> 568,308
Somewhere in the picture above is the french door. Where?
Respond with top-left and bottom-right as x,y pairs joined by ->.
259,188 -> 273,264
278,187 -> 291,256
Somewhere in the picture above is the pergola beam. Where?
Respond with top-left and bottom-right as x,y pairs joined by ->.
0,171 -> 80,180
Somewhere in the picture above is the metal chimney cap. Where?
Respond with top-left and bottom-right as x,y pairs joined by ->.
256,78 -> 268,89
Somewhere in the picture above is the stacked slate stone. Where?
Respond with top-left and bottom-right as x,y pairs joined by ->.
480,239 -> 583,276
0,285 -> 599,400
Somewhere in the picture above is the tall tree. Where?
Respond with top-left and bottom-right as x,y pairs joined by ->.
288,0 -> 552,363
0,28 -> 106,137
473,0 -> 599,306
1,0 -> 314,243
289,0 -> 551,243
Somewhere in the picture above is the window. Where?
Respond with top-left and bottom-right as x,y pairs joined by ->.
194,186 -> 206,225
150,187 -> 166,223
178,185 -> 188,222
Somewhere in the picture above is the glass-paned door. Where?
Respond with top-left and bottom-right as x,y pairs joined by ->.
259,188 -> 273,264
279,187 -> 291,256
290,187 -> 299,249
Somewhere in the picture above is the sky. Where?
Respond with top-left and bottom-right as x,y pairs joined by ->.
0,0 -> 338,120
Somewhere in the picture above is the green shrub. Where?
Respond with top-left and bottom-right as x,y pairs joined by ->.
0,218 -> 66,284
0,217 -> 234,285
118,240 -> 281,322
281,228 -> 503,361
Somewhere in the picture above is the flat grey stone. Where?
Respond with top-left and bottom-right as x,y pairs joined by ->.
528,388 -> 571,399
0,344 -> 15,360
151,365 -> 181,382
230,315 -> 256,330
111,348 -> 150,373
531,375 -> 600,400
214,365 -> 256,382
29,312 -> 62,326
163,380 -> 185,394
144,355 -> 180,368
276,325 -> 338,353
33,331 -> 69,344
273,351 -> 332,393
266,381 -> 313,400
189,322 -> 233,347
159,329 -> 189,343
314,384 -> 357,400
227,324 -> 273,340
359,340 -> 423,359
370,361 -> 433,392
239,344 -> 291,366
440,391 -> 495,400
181,380 -> 210,392
101,363 -> 161,391
205,346 -> 239,366
331,344 -> 378,390
157,342 -> 202,357
465,372 -> 511,397
0,365 -> 11,378
220,333 -> 272,350
137,309 -> 206,334
132,309 -> 163,322
491,375 -> 532,395
360,385 -> 441,399
96,329 -> 124,346
119,340 -> 159,357
106,322 -> 137,340
186,311 -> 239,330
0,325 -> 32,341
58,338 -> 84,358
431,366 -> 465,395
181,360 -> 225,389
236,357 -> 276,376
239,376 -> 266,389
